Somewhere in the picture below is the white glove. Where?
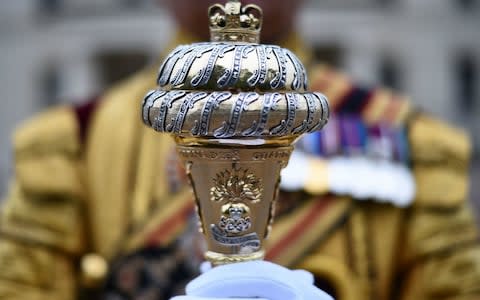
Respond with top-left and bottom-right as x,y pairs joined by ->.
171,260 -> 333,300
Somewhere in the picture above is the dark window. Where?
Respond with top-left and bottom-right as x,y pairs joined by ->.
376,0 -> 396,6
307,0 -> 396,9
38,0 -> 62,15
455,54 -> 477,113
122,0 -> 142,9
94,51 -> 150,87
378,57 -> 402,90
39,64 -> 62,107
313,45 -> 344,68
456,0 -> 478,9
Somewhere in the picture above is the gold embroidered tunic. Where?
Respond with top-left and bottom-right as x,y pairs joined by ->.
0,33 -> 478,300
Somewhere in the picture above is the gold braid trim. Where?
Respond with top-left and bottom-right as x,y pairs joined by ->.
13,107 -> 83,197
349,208 -> 372,300
409,114 -> 471,167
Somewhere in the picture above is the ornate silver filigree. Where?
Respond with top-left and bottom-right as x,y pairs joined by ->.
152,91 -> 186,132
270,47 -> 288,89
156,43 -> 308,92
270,93 -> 298,135
214,92 -> 259,138
191,91 -> 233,136
142,90 -> 166,126
242,92 -> 282,136
165,92 -> 209,133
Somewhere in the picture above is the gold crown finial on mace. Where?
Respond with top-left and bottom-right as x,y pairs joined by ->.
142,0 -> 329,266
209,0 -> 263,43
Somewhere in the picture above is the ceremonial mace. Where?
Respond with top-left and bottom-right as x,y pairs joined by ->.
142,0 -> 329,265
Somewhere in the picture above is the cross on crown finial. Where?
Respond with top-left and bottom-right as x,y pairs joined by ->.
209,0 -> 263,43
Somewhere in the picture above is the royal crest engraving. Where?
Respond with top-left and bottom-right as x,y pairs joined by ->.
219,203 -> 252,235
210,167 -> 263,204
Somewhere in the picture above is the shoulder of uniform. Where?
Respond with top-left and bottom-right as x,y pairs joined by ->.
86,65 -> 157,160
97,65 -> 157,116
83,67 -> 158,258
309,64 -> 412,127
402,200 -> 479,265
14,106 -> 80,158
86,65 -> 156,141
408,114 -> 472,208
408,114 -> 471,165
13,106 -> 83,197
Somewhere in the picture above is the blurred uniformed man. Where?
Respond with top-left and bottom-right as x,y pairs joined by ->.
1,0 -> 479,299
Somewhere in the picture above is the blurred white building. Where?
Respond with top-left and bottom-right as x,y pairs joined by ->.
0,0 -> 479,201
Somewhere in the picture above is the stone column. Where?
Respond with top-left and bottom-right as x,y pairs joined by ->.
403,0 -> 453,14
58,50 -> 99,104
403,37 -> 452,120
343,41 -> 380,86
0,40 -> 39,196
